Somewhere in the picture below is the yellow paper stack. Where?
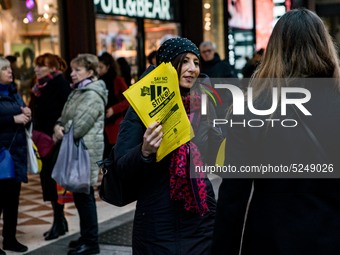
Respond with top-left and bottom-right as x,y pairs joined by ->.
123,62 -> 194,161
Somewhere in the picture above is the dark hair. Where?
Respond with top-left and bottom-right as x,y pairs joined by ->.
171,53 -> 187,78
5,55 -> 17,63
117,57 -> 131,86
256,48 -> 264,56
98,52 -> 120,77
147,50 -> 157,65
22,47 -> 34,66
35,53 -> 67,72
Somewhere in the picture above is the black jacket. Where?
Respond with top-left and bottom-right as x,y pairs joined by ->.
114,83 -> 223,254
0,83 -> 28,182
212,79 -> 340,255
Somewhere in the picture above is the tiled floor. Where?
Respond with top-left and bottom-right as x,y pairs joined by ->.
0,173 -> 136,254
1,173 -> 222,255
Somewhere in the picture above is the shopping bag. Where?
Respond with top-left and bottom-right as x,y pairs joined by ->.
56,183 -> 74,204
51,125 -> 90,194
26,124 -> 42,174
96,147 -> 138,207
32,130 -> 55,158
0,147 -> 15,179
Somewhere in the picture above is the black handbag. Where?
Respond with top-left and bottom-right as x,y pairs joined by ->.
96,148 -> 138,207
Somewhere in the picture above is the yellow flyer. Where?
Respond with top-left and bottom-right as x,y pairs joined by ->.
123,62 -> 193,161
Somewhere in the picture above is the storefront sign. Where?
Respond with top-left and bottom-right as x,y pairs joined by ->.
94,0 -> 179,21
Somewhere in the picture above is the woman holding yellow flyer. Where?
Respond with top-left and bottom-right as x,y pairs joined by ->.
114,37 -> 223,255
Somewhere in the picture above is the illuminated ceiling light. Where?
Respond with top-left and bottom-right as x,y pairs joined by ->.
23,18 -> 29,24
43,13 -> 49,19
51,15 -> 58,23
204,3 -> 211,9
44,4 -> 50,11
26,0 -> 35,9
204,17 -> 211,22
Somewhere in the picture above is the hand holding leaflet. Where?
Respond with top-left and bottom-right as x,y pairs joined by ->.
123,62 -> 193,161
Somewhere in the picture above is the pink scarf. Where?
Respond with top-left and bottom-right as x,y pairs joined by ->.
169,94 -> 209,216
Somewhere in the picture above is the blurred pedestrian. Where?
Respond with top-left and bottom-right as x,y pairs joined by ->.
114,37 -> 223,255
212,9 -> 340,255
199,41 -> 238,122
117,57 -> 132,87
241,48 -> 264,78
30,53 -> 72,241
19,48 -> 35,104
0,57 -> 31,254
147,50 -> 157,66
53,54 -> 107,255
199,41 -> 236,79
98,52 -> 129,158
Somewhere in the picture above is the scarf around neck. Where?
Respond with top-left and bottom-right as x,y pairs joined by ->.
169,93 -> 209,216
71,77 -> 93,89
32,71 -> 62,97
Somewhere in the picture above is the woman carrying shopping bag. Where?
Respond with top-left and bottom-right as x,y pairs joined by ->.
53,54 -> 107,255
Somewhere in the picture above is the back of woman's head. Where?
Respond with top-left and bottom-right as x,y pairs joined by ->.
255,8 -> 340,79
35,53 -> 67,72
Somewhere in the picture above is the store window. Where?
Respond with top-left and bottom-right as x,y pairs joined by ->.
144,19 -> 180,66
0,0 -> 60,103
202,0 -> 225,59
94,0 -> 181,81
95,15 -> 138,83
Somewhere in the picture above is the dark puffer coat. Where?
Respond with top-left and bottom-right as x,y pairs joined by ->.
114,84 -> 223,255
0,83 -> 28,183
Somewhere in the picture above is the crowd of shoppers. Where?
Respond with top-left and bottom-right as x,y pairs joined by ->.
1,7 -> 339,255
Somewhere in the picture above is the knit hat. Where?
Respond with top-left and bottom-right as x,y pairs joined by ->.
156,37 -> 200,65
